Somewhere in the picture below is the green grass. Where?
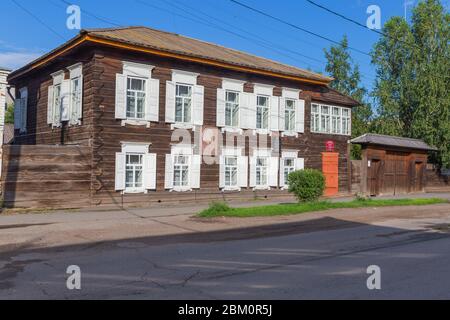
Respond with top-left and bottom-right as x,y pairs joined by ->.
198,198 -> 448,218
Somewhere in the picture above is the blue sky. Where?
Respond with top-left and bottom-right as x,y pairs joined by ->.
0,0 -> 442,90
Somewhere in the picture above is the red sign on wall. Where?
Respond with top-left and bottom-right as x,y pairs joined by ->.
326,140 -> 335,152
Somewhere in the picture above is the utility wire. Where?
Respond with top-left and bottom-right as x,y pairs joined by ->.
305,0 -> 420,50
229,0 -> 371,57
10,0 -> 65,40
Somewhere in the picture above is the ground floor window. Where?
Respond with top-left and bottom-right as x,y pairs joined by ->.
125,154 -> 143,190
256,157 -> 268,186
283,158 -> 295,184
225,156 -> 238,187
173,155 -> 190,187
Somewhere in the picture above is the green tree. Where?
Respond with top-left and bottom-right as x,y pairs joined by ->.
4,103 -> 14,124
371,0 -> 450,167
324,35 -> 372,159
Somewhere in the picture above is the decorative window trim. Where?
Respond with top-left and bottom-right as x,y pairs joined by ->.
51,70 -> 65,85
254,83 -> 274,96
222,78 -> 245,92
67,63 -> 83,126
311,102 -> 351,136
282,88 -> 300,99
123,61 -> 154,78
172,69 -> 199,85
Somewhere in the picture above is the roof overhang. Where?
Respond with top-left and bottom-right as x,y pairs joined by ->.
9,33 -> 332,86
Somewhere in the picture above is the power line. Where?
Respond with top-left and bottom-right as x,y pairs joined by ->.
305,0 -> 420,50
229,0 -> 371,57
10,0 -> 65,40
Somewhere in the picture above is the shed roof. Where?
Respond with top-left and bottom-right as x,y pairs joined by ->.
351,133 -> 438,151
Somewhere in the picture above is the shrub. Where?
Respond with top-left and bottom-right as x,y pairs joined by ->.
288,169 -> 325,202
199,201 -> 231,216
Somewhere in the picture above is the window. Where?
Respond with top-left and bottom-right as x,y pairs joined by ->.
256,95 -> 269,130
125,154 -> 143,190
174,155 -> 190,187
283,158 -> 295,184
342,108 -> 350,135
53,84 -> 62,116
126,77 -> 146,119
332,107 -> 341,134
175,84 -> 192,123
285,99 -> 296,131
71,76 -> 82,119
311,104 -> 320,132
225,90 -> 239,127
225,156 -> 238,187
321,106 -> 330,133
256,157 -> 268,186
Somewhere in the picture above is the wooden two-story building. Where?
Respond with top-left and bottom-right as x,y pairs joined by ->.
5,26 -> 358,208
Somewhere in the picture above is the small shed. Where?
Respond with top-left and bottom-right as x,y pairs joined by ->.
351,134 -> 437,196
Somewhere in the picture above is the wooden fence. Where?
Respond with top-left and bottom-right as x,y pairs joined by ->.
1,145 -> 92,209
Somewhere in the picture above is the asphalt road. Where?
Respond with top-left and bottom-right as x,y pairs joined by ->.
1,208 -> 450,299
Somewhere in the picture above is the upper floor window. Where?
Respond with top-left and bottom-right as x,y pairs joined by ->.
115,61 -> 159,125
225,90 -> 240,127
256,95 -> 269,130
126,77 -> 146,119
175,84 -> 192,123
284,99 -> 296,131
311,102 -> 351,135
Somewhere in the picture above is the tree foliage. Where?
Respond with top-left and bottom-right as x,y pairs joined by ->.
371,0 -> 450,167
324,35 -> 372,159
5,103 -> 14,124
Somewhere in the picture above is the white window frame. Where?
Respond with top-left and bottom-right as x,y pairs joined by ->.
219,79 -> 245,134
255,156 -> 269,188
173,154 -> 190,189
225,89 -> 240,128
281,88 -> 302,137
167,144 -> 199,192
125,153 -> 144,192
224,155 -> 239,188
256,94 -> 270,131
175,83 -> 193,124
311,102 -> 351,136
283,158 -> 296,186
126,76 -> 147,120
67,63 -> 83,126
284,98 -> 296,132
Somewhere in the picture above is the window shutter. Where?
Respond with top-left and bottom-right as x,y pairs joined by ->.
47,86 -> 54,125
216,88 -> 226,127
165,81 -> 176,123
219,155 -> 225,189
53,91 -> 61,128
244,93 -> 256,129
190,155 -> 201,189
115,152 -> 126,191
249,156 -> 256,187
193,85 -> 204,126
239,92 -> 249,129
279,98 -> 286,131
269,157 -> 279,187
14,98 -> 22,130
146,78 -> 159,122
164,154 -> 174,189
238,156 -> 248,188
279,158 -> 285,187
77,75 -> 83,121
115,74 -> 127,119
61,80 -> 70,122
270,96 -> 279,131
21,96 -> 27,132
296,99 -> 305,133
144,153 -> 157,190
295,157 -> 305,171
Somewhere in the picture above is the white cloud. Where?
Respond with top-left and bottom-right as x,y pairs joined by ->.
0,52 -> 43,71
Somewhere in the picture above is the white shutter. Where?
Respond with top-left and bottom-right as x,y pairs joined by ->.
14,99 -> 22,130
115,74 -> 127,119
239,92 -> 250,129
61,79 -> 70,121
216,88 -> 226,127
164,154 -> 174,189
295,157 -> 305,170
21,96 -> 27,132
190,155 -> 201,189
193,85 -> 204,125
296,99 -> 305,133
219,155 -> 225,188
77,75 -> 83,121
279,98 -> 286,131
270,96 -> 279,131
269,157 -> 279,187
249,156 -> 256,187
238,156 -> 248,188
146,78 -> 160,122
115,153 -> 126,191
47,86 -> 54,125
144,153 -> 157,190
279,158 -> 285,187
244,93 -> 256,129
165,81 -> 176,123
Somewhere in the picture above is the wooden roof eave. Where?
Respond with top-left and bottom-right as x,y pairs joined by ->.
8,33 -> 332,86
